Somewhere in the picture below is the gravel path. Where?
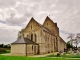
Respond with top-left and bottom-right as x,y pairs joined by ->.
0,52 -> 58,57
0,53 -> 11,56
29,52 -> 58,57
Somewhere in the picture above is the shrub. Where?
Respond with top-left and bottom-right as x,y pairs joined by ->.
0,48 -> 7,52
57,53 -> 61,57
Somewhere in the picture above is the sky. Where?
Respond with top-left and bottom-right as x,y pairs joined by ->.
0,0 -> 80,45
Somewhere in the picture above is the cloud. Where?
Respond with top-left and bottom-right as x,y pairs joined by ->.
0,0 -> 80,44
0,0 -> 17,8
0,23 -> 21,44
6,13 -> 27,25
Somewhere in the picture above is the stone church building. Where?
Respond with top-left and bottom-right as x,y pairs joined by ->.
11,16 -> 66,56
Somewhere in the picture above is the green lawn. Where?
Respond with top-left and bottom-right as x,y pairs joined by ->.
6,50 -> 10,53
0,55 -> 80,60
46,54 -> 80,58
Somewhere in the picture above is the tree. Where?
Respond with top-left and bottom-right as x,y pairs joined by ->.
66,42 -> 73,50
3,44 -> 11,48
0,44 -> 4,48
67,33 -> 75,45
74,33 -> 80,48
17,31 -> 22,39
67,33 -> 80,48
17,29 -> 24,39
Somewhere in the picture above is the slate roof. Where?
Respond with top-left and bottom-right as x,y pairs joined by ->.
60,37 -> 66,43
37,22 -> 54,35
11,37 -> 38,45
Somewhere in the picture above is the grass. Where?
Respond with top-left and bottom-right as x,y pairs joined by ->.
0,55 -> 78,60
46,54 -> 80,58
66,52 -> 72,54
0,51 -> 80,60
45,54 -> 57,57
61,55 -> 80,58
6,50 -> 10,53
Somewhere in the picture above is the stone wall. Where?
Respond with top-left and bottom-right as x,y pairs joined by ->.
11,44 -> 26,56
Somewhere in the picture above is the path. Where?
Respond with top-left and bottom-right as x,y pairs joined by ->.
0,52 -> 58,57
0,53 -> 11,56
28,52 -> 58,57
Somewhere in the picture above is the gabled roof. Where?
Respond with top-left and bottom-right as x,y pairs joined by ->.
32,18 -> 55,36
23,17 -> 55,36
43,16 -> 55,25
37,22 -> 55,35
11,37 -> 38,45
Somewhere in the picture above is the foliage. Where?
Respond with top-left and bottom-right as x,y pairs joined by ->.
0,48 -> 7,52
4,44 -> 11,48
67,33 -> 80,48
57,53 -> 61,57
0,44 -> 4,48
0,44 -> 11,48
66,42 -> 73,49
0,48 -> 10,54
17,29 -> 24,39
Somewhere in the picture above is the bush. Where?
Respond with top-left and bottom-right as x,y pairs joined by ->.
0,48 -> 7,53
57,53 -> 60,57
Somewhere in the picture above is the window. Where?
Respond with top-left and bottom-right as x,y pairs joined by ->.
31,25 -> 32,29
32,45 -> 33,50
31,34 -> 33,41
34,34 -> 37,42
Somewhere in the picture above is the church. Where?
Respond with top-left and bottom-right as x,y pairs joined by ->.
11,16 -> 66,56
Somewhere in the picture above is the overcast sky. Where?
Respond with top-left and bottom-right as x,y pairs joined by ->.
0,0 -> 80,45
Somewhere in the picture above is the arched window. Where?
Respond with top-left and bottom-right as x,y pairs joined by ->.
32,45 -> 33,50
31,34 -> 33,41
34,34 -> 37,42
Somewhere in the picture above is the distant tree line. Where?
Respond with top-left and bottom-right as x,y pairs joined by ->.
0,44 -> 11,48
